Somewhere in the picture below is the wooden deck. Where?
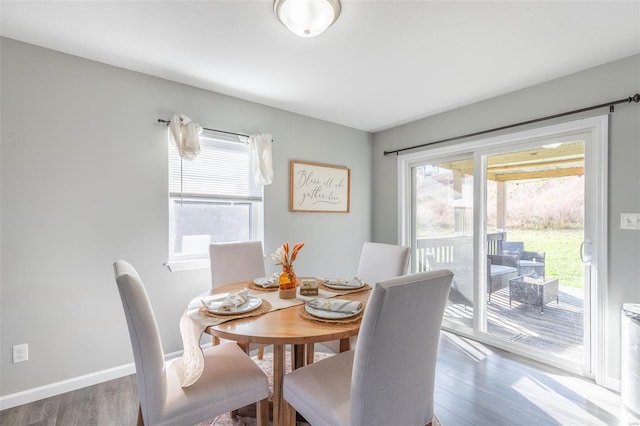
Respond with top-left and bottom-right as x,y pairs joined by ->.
445,285 -> 584,363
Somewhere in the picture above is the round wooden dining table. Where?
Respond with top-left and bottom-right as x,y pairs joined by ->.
201,280 -> 372,426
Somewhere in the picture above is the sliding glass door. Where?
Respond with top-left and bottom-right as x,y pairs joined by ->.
399,116 -> 608,379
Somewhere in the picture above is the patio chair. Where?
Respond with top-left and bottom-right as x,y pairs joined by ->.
502,241 -> 545,279
487,254 -> 519,303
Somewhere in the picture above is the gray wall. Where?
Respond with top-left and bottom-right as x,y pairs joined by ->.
372,54 -> 640,381
2,35 -> 638,400
0,38 -> 372,396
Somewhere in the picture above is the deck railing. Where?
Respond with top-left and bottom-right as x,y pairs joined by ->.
415,231 -> 506,272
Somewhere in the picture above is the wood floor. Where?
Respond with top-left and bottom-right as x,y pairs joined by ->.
434,333 -> 639,425
2,332 -> 638,426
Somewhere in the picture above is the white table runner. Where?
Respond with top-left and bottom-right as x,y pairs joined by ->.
171,287 -> 336,387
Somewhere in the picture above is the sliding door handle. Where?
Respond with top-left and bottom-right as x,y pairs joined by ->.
580,241 -> 592,264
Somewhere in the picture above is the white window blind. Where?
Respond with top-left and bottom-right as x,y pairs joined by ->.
169,133 -> 262,200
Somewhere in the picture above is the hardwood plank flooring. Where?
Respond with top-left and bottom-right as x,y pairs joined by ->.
0,375 -> 138,426
2,334 -> 638,425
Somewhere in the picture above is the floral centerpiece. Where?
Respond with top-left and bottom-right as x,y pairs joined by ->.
272,241 -> 304,298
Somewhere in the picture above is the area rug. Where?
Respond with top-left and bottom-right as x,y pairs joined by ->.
197,351 -> 331,426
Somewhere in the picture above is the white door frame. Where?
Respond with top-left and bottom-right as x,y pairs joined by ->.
398,114 -> 609,384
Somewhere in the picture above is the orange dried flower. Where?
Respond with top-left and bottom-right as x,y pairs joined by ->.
271,241 -> 304,267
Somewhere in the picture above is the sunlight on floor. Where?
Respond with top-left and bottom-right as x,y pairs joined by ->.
510,375 -> 602,425
444,332 -> 493,362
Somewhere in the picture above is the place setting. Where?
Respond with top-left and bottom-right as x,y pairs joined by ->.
249,272 -> 281,291
317,276 -> 371,294
199,288 -> 271,319
299,297 -> 365,324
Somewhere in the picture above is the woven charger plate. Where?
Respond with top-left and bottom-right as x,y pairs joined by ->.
318,282 -> 372,294
199,299 -> 272,319
248,281 -> 279,292
298,304 -> 365,324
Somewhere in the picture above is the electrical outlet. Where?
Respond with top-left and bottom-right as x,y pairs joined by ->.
13,344 -> 28,363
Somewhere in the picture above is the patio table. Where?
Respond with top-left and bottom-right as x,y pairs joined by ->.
509,276 -> 559,313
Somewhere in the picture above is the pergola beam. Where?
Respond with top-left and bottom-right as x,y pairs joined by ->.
492,166 -> 584,182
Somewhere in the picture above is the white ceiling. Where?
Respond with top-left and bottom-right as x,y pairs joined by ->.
2,0 -> 639,132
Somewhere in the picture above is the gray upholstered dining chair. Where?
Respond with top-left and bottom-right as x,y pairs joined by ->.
355,241 -> 411,287
209,240 -> 269,359
210,241 -> 267,288
113,260 -> 269,426
283,269 -> 453,426
321,241 -> 410,353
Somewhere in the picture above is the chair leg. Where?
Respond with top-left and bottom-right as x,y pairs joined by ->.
306,343 -> 315,365
257,347 -> 264,360
256,397 -> 269,426
290,344 -> 297,369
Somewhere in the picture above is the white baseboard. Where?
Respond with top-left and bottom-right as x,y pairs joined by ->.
0,349 -> 185,411
0,363 -> 135,411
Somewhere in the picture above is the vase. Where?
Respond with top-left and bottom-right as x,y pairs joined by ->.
279,266 -> 297,299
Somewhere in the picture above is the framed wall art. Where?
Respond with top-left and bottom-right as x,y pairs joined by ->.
289,160 -> 350,213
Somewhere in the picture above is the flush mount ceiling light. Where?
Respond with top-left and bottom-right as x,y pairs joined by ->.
274,0 -> 341,37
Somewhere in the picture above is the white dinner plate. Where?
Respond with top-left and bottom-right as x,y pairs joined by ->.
305,304 -> 361,319
253,277 -> 278,288
322,279 -> 366,290
204,295 -> 263,315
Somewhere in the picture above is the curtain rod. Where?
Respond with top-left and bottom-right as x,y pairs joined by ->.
157,118 -> 251,138
383,93 -> 640,156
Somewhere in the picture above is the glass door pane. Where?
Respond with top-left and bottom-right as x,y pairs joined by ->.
483,140 -> 586,365
412,157 -> 474,333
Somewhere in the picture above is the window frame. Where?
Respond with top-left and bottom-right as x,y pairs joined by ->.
165,132 -> 264,271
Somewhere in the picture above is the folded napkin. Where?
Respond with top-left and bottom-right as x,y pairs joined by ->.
307,298 -> 363,314
201,289 -> 249,312
322,276 -> 364,287
258,272 -> 280,288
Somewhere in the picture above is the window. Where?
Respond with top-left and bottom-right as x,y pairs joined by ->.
168,132 -> 263,270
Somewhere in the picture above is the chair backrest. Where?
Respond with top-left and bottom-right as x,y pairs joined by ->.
502,241 -> 525,257
488,253 -> 519,268
356,242 -> 410,285
209,241 -> 266,288
350,269 -> 454,426
522,250 -> 545,262
113,260 -> 166,425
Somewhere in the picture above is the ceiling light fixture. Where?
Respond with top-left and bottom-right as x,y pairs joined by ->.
274,0 -> 341,38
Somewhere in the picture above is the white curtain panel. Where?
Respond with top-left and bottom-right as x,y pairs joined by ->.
169,113 -> 203,160
248,133 -> 274,186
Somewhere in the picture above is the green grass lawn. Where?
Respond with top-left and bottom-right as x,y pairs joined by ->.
506,229 -> 584,288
